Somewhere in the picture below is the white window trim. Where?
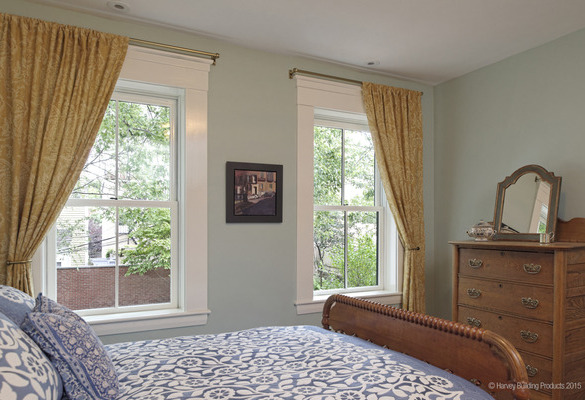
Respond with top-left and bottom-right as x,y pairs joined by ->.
294,76 -> 402,314
33,46 -> 210,335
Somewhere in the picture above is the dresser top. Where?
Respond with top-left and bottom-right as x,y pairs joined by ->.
449,240 -> 585,251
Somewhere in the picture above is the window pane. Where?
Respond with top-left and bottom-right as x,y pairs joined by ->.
55,206 -> 172,310
118,102 -> 171,201
314,126 -> 342,206
71,101 -> 117,199
347,211 -> 378,288
313,210 -> 344,290
344,130 -> 375,206
118,207 -> 171,306
56,206 -> 115,310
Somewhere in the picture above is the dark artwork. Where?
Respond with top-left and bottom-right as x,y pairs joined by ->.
234,169 -> 277,216
226,162 -> 282,223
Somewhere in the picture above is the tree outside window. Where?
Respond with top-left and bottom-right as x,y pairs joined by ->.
313,125 -> 380,292
55,95 -> 176,310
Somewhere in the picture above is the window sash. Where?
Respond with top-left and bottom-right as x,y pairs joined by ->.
312,122 -> 385,295
46,87 -> 180,315
110,90 -> 179,203
314,205 -> 382,212
46,203 -> 179,315
313,122 -> 376,208
313,206 -> 385,295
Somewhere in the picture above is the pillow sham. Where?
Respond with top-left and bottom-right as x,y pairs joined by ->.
33,293 -> 83,322
21,311 -> 119,400
0,285 -> 35,326
0,310 -> 63,399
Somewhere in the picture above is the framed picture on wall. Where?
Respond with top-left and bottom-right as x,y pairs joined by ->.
226,162 -> 283,223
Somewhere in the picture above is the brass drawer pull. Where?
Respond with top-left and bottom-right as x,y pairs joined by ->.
523,263 -> 542,274
526,365 -> 538,378
520,330 -> 539,343
521,297 -> 539,309
466,317 -> 482,328
467,288 -> 481,299
468,259 -> 483,269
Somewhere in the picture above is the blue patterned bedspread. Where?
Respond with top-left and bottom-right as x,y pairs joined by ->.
105,325 -> 494,399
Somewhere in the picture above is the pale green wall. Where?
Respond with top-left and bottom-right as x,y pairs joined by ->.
1,0 -> 434,343
434,27 -> 585,318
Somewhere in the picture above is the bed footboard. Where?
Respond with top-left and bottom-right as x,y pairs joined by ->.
322,294 -> 530,400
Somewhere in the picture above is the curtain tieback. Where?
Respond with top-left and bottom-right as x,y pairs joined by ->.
6,259 -> 32,265
406,246 -> 421,251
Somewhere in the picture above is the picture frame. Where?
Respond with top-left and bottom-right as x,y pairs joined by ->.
226,162 -> 283,223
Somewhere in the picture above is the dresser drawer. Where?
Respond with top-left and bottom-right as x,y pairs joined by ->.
458,248 -> 554,285
458,276 -> 553,321
457,306 -> 553,357
519,351 -> 552,394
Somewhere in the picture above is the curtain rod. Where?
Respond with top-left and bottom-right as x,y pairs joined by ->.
289,67 -> 423,95
129,38 -> 220,64
289,68 -> 362,86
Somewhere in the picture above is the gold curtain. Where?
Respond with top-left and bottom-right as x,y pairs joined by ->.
0,13 -> 128,294
362,82 -> 425,313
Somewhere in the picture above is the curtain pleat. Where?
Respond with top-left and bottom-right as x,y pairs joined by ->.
0,13 -> 128,294
362,82 -> 425,312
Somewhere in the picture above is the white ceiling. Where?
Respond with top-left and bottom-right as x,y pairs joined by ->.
28,0 -> 585,85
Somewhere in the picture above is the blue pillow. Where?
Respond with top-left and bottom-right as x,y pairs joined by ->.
0,285 -> 35,326
34,293 -> 83,322
21,312 -> 119,399
0,311 -> 63,399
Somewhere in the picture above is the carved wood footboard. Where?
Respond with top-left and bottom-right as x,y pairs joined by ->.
322,294 -> 530,400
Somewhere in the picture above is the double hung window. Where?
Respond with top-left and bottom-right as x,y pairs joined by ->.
37,46 -> 210,334
50,86 -> 178,313
295,76 -> 401,314
313,111 -> 382,293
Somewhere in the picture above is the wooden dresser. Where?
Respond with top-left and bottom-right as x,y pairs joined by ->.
451,229 -> 585,399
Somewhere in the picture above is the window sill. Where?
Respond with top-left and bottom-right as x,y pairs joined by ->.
295,291 -> 402,315
85,308 -> 211,336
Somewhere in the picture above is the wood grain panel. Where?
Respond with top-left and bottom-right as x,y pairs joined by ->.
519,351 -> 552,394
459,248 -> 554,285
458,306 -> 552,357
458,277 -> 553,321
565,296 -> 585,322
566,263 -> 585,289
564,327 -> 585,355
564,351 -> 585,397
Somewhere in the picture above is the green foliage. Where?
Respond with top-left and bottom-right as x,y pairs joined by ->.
121,208 -> 171,275
314,126 -> 342,205
313,125 -> 378,291
117,102 -> 171,201
60,98 -> 173,275
313,211 -> 344,290
313,212 -> 378,291
346,231 -> 377,287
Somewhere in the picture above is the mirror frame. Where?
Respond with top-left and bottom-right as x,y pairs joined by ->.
493,164 -> 562,241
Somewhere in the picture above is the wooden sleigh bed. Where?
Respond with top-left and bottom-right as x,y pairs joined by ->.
323,294 -> 531,400
1,286 -> 531,399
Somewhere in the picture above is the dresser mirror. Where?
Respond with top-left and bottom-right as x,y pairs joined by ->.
493,164 -> 561,241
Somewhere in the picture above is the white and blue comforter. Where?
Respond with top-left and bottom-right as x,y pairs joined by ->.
105,325 -> 493,400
